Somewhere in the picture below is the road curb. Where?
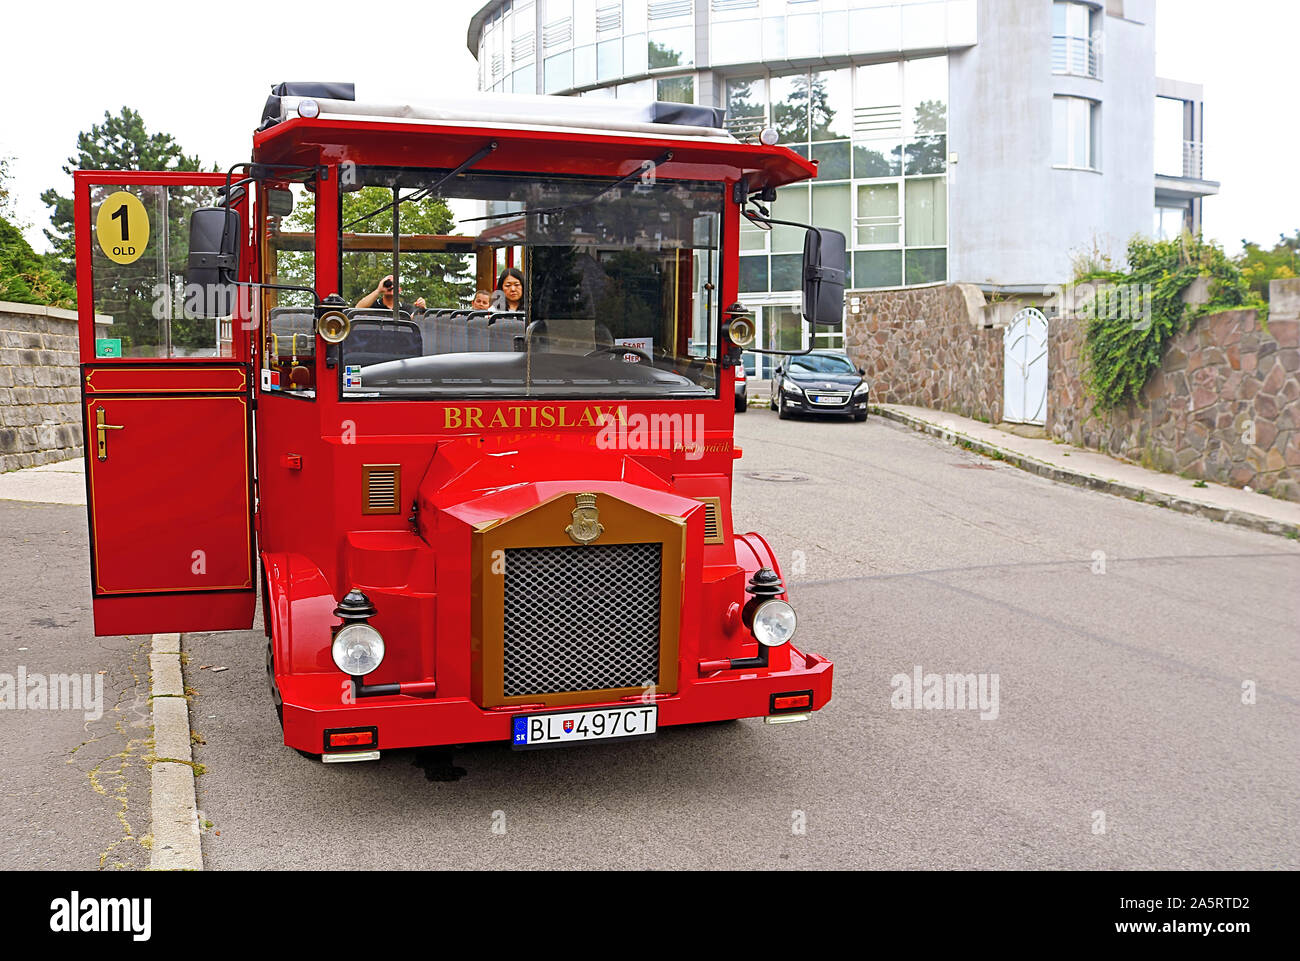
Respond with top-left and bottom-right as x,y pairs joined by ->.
148,632 -> 203,871
872,405 -> 1300,540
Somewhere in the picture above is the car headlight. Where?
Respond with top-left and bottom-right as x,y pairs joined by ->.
853,382 -> 870,396
751,599 -> 797,646
332,623 -> 385,676
782,381 -> 804,396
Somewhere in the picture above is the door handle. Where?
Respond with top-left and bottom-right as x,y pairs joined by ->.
94,407 -> 125,461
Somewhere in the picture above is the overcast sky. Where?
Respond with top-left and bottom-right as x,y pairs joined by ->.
2,0 -> 1295,256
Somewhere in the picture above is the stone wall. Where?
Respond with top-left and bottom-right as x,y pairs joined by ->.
844,283 -> 1005,423
1048,298 -> 1300,500
0,302 -> 84,472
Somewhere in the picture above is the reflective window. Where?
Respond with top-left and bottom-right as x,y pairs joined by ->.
904,177 -> 946,247
544,51 -> 574,92
89,182 -> 227,359
648,25 -> 693,68
656,74 -> 694,103
810,68 -> 853,142
1053,1 -> 1099,77
597,38 -> 622,81
339,167 -> 724,401
1053,96 -> 1098,169
856,183 -> 900,245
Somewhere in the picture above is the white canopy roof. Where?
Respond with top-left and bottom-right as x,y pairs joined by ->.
271,92 -> 736,143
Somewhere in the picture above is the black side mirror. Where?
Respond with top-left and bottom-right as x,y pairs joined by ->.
187,207 -> 241,317
802,227 -> 847,329
265,187 -> 294,217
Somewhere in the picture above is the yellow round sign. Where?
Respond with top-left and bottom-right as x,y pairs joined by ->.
95,191 -> 150,265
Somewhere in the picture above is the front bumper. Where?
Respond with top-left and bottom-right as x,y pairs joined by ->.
280,647 -> 833,754
783,389 -> 869,416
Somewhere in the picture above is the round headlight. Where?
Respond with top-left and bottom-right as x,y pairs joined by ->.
759,127 -> 780,146
332,623 -> 385,676
751,599 -> 797,646
297,98 -> 320,119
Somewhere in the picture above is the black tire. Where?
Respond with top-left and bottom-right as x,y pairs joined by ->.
853,410 -> 868,422
735,397 -> 747,413
266,638 -> 283,729
777,392 -> 792,420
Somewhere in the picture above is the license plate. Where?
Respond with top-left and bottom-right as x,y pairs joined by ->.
511,704 -> 658,750
813,395 -> 843,405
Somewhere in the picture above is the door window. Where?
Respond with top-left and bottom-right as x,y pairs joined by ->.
89,183 -> 232,358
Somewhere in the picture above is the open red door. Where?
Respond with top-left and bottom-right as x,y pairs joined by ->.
75,171 -> 257,636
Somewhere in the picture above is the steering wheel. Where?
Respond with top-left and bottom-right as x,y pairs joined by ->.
585,345 -> 654,365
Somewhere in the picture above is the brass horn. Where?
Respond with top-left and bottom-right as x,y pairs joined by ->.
316,309 -> 351,344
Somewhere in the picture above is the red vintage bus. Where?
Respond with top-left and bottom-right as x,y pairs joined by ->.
74,85 -> 843,760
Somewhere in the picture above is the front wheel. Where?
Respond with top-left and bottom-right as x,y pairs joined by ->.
853,410 -> 868,422
777,393 -> 792,420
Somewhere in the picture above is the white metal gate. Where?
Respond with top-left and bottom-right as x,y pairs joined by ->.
1003,307 -> 1048,425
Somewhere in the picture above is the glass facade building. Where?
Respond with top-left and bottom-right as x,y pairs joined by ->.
472,0 -> 974,373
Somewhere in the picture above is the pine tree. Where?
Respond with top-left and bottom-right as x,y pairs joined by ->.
40,108 -> 202,283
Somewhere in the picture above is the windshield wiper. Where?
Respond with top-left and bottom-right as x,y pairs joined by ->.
341,141 -> 499,230
459,151 -> 673,225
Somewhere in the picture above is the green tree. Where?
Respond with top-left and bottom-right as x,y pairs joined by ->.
0,154 -> 16,221
40,107 -> 202,283
1236,229 -> 1299,301
0,215 -> 76,309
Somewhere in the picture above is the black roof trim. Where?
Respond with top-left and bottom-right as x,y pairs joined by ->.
259,82 -> 356,131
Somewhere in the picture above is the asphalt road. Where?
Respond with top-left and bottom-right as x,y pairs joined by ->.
3,408 -> 1296,870
0,500 -> 154,870
176,409 -> 1300,870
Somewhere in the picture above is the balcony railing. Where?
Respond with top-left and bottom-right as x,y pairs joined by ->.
1183,140 -> 1204,180
1051,35 -> 1100,78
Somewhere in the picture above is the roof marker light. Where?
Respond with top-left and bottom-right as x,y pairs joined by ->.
297,99 -> 320,119
759,127 -> 780,146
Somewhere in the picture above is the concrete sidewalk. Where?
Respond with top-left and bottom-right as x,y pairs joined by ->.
0,457 -> 85,505
874,404 -> 1300,539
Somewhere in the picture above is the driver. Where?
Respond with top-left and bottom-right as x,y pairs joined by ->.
356,275 -> 426,315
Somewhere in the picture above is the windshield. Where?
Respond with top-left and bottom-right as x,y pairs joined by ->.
338,166 -> 722,400
789,354 -> 856,374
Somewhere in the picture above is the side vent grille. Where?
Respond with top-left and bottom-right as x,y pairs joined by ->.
697,497 -> 724,544
362,464 -> 401,515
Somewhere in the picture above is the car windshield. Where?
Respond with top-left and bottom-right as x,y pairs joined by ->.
789,354 -> 856,374
335,166 -> 723,400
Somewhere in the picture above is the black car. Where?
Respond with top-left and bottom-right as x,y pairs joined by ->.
770,350 -> 870,421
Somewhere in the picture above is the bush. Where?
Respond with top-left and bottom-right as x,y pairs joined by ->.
1080,234 -> 1263,411
0,215 -> 75,309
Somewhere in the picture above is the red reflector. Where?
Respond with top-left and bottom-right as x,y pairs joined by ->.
773,694 -> 811,710
328,731 -> 374,748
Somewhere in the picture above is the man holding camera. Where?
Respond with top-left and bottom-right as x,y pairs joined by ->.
356,274 -> 426,315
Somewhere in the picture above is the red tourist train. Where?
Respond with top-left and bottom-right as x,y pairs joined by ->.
73,84 -> 843,760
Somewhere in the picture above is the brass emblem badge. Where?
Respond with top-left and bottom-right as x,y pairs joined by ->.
565,493 -> 604,545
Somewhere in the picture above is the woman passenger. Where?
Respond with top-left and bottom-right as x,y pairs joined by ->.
494,267 -> 525,313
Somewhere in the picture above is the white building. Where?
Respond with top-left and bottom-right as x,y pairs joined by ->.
467,0 -> 1218,368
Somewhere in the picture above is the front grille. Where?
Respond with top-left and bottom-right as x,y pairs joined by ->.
503,543 -> 662,697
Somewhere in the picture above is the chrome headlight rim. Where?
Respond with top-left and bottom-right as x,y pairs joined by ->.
751,598 -> 797,647
331,622 -> 386,677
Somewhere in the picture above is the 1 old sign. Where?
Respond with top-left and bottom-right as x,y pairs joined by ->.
95,191 -> 149,265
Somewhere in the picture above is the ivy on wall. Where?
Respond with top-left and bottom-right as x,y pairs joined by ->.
1079,235 -> 1264,411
